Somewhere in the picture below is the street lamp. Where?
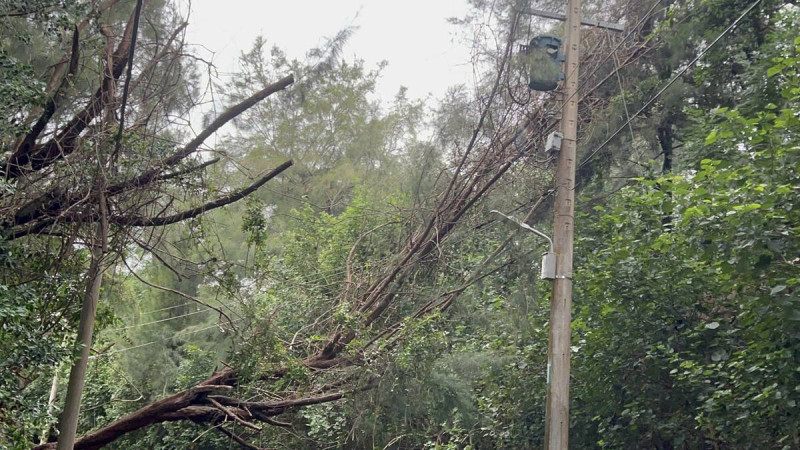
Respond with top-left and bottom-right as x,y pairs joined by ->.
491,210 -> 555,280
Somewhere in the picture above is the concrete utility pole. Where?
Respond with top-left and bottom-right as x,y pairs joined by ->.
545,0 -> 580,447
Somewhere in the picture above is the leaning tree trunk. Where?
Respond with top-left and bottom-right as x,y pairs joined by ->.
56,192 -> 109,449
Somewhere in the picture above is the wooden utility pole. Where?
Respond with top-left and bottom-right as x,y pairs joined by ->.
517,1 -> 620,446
545,0 -> 581,447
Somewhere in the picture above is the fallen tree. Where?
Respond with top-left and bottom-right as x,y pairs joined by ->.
5,0 -> 653,446
1,2 -> 294,447
27,10 -> 560,447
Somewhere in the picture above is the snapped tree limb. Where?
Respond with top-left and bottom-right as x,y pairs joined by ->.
2,0 -> 146,179
5,76 -> 295,238
113,160 -> 293,227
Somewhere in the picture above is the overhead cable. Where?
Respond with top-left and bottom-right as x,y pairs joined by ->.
579,0 -> 765,168
102,307 -> 213,332
90,319 -> 245,359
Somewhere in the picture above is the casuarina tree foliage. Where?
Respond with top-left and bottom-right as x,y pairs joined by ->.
1,0 -> 797,448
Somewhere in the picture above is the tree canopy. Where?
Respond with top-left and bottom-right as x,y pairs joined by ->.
1,0 -> 798,448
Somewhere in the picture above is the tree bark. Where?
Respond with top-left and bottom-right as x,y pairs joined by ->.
56,192 -> 109,450
657,119 -> 674,228
39,371 -> 59,444
2,1 -> 145,179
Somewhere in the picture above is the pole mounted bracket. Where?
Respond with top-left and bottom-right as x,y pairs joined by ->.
517,7 -> 625,32
491,210 -> 556,280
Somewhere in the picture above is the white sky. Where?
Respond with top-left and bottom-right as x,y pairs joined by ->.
182,0 -> 476,105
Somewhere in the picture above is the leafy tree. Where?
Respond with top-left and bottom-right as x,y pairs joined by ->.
1,0 -> 293,447
2,0 -> 798,448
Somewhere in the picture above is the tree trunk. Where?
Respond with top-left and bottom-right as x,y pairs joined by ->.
56,193 -> 109,449
39,370 -> 59,444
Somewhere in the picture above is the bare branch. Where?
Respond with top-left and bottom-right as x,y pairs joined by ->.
105,75 -> 294,194
120,255 -> 236,330
4,74 -> 293,235
208,397 -> 262,431
113,160 -> 292,227
154,157 -> 221,183
215,426 -> 262,450
33,372 -> 367,449
128,22 -> 189,95
9,26 -> 80,162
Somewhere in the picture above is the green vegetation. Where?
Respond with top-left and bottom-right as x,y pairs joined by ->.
1,0 -> 797,448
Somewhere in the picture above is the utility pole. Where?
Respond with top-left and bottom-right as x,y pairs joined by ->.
544,0 -> 580,447
518,6 -> 623,31
518,0 -> 621,446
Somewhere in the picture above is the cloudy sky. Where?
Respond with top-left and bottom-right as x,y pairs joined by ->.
181,0 -> 477,104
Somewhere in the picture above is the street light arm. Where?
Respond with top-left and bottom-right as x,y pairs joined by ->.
490,210 -> 554,252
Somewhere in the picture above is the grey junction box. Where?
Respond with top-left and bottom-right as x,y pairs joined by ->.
541,251 -> 556,280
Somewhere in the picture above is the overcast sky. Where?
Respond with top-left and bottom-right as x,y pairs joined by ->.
181,0 -> 476,105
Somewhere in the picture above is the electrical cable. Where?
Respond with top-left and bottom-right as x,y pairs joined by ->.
569,0 -> 664,99
101,262 -> 359,333
135,301 -> 197,315
103,292 -> 248,334
512,0 -> 665,152
579,0 -> 764,168
89,0 -> 690,358
107,253 -> 379,331
90,318 -> 245,359
102,307 -> 213,332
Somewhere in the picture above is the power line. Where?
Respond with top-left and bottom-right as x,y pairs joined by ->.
568,0 -> 665,103
136,301 -> 198,316
514,0 -> 666,153
91,319 -> 245,359
100,1 -> 665,337
105,256 -> 373,330
102,308 -> 213,332
88,0 -> 680,358
103,295 -> 244,334
579,0 -> 764,168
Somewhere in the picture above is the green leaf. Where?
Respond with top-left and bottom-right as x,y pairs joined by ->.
770,285 -> 787,295
705,129 -> 719,145
705,321 -> 720,330
767,65 -> 784,78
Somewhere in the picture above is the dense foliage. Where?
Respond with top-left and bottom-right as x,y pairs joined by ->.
1,0 -> 798,448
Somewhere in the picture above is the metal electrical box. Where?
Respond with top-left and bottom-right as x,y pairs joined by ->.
545,131 -> 563,154
523,35 -> 565,91
541,251 -> 556,280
